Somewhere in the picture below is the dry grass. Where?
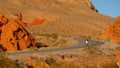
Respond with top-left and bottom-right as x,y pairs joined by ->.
51,61 -> 81,68
84,44 -> 101,54
100,60 -> 119,68
28,53 -> 119,68
0,53 -> 18,68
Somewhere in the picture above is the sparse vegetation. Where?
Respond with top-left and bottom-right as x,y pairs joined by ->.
50,39 -> 74,47
116,42 -> 120,50
62,53 -> 78,58
50,39 -> 67,47
82,64 -> 97,68
103,36 -> 110,42
0,53 -> 18,68
84,44 -> 100,54
39,33 -> 58,41
36,33 -> 58,43
29,46 -> 38,51
100,60 -> 119,68
35,33 -> 75,47
51,61 -> 81,68
45,57 -> 56,65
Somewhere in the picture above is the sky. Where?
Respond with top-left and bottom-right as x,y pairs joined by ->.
91,0 -> 120,18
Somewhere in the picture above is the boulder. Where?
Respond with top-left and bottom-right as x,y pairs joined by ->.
0,13 -> 36,51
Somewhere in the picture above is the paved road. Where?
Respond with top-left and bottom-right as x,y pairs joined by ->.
5,38 -> 105,55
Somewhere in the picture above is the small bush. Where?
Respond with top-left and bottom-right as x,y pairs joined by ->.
100,61 -> 119,68
0,53 -> 18,68
38,33 -> 58,41
116,42 -> 120,50
103,36 -> 110,42
51,61 -> 81,68
50,39 -> 67,47
29,46 -> 38,51
84,44 -> 100,54
82,64 -> 97,68
63,53 -> 77,58
45,57 -> 56,65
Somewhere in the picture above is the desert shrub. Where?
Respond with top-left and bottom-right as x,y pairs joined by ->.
51,61 -> 81,68
80,35 -> 91,39
82,64 -> 97,68
45,57 -> 56,65
15,60 -> 27,68
0,53 -> 18,68
116,42 -> 120,50
38,56 -> 81,68
29,46 -> 38,51
117,42 -> 120,45
38,33 -> 58,41
100,61 -> 119,68
87,36 -> 92,39
80,35 -> 87,38
50,39 -> 67,47
51,33 -> 58,40
50,38 -> 75,47
84,44 -> 100,54
103,36 -> 110,42
63,53 -> 78,58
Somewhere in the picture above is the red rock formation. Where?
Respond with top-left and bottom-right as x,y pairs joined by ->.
13,13 -> 27,28
0,13 -> 36,51
27,18 -> 45,28
99,16 -> 120,42
11,13 -> 45,28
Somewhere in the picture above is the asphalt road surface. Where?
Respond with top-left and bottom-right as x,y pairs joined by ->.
5,38 -> 105,55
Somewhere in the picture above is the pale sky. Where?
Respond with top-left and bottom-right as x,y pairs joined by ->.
91,0 -> 120,18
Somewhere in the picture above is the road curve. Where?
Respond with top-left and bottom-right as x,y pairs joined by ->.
5,38 -> 105,55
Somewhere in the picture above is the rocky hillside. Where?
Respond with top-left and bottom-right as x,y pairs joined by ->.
100,16 -> 120,42
0,0 -> 115,39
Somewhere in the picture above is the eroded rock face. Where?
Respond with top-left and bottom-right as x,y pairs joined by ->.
99,16 -> 120,42
27,18 -> 46,28
13,13 -> 27,28
0,13 -> 36,51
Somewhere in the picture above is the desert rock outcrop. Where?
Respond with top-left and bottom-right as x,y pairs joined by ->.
27,18 -> 46,28
13,13 -> 27,28
99,16 -> 120,42
0,13 -> 36,51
